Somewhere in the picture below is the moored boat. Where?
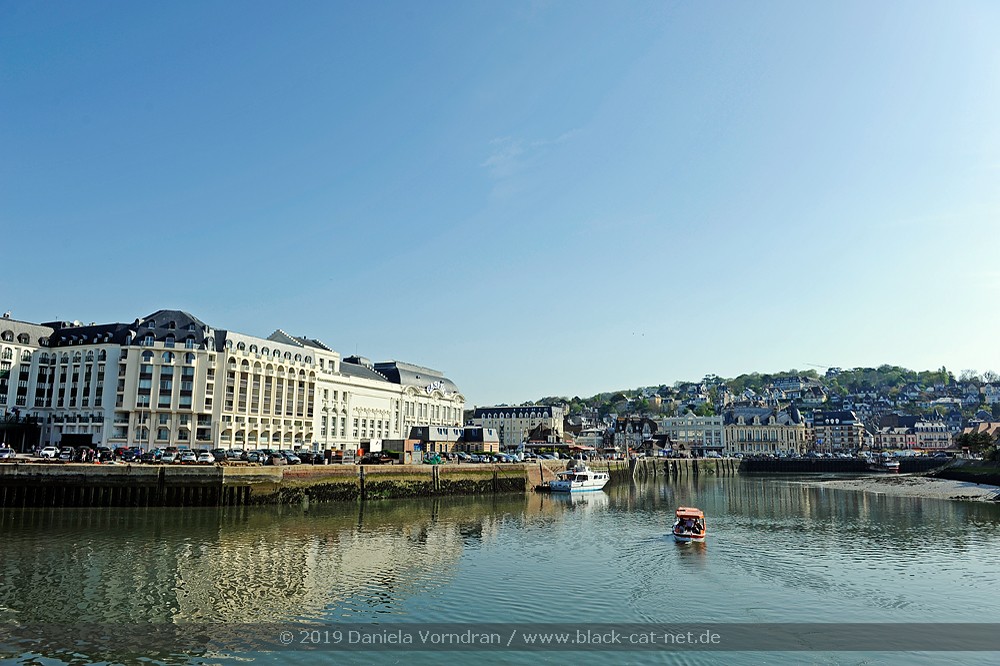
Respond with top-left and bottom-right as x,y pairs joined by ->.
548,463 -> 609,493
672,506 -> 706,543
870,454 -> 900,473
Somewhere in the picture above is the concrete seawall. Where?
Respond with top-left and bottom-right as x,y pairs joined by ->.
739,457 -> 946,474
0,462 -> 537,508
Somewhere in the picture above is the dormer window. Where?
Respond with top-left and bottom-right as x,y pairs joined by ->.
145,320 -> 155,329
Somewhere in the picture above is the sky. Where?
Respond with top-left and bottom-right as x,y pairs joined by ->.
2,1 -> 1000,407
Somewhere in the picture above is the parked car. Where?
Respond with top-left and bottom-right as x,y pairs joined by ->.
264,453 -> 287,466
197,451 -> 215,464
210,448 -> 227,462
226,449 -> 244,461
120,448 -> 143,462
358,454 -> 392,465
0,447 -> 15,460
39,446 -> 59,459
178,451 -> 198,464
141,449 -> 163,464
279,450 -> 301,464
296,451 -> 319,464
160,450 -> 180,464
58,446 -> 74,461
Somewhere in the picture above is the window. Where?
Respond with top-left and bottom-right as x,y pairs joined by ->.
162,352 -> 174,363
143,334 -> 154,346
164,336 -> 175,348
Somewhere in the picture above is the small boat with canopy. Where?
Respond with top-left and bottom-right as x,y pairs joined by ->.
672,506 -> 706,543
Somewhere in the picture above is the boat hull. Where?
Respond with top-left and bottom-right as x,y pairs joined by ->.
549,481 -> 609,493
672,530 -> 706,543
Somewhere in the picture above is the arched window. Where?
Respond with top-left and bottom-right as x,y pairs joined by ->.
284,351 -> 292,360
17,333 -> 29,344
98,350 -> 106,361
294,354 -> 302,362
142,351 -> 153,362
21,350 -> 31,361
162,352 -> 175,363
261,347 -> 270,356
187,323 -> 196,331
305,356 -> 312,364
237,342 -> 246,351
167,321 -> 176,330
184,353 -> 196,364
145,320 -> 156,329
225,340 -> 233,350
1,331 -> 13,342
250,345 -> 258,354
86,351 -> 94,361
73,352 -> 82,362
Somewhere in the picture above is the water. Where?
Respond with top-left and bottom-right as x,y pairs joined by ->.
2,475 -> 1000,665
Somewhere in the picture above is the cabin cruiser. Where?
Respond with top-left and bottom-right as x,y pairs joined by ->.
870,454 -> 900,473
672,507 -> 707,543
548,463 -> 609,493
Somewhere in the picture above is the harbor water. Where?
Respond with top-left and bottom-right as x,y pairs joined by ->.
2,474 -> 999,665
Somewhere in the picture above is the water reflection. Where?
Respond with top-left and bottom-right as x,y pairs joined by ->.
2,476 -> 1000,666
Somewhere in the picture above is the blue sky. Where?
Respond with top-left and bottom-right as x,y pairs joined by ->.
2,1 -> 999,407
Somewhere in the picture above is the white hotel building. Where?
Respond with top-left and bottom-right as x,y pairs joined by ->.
0,310 -> 464,453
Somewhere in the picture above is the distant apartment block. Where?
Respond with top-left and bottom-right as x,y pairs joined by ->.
657,412 -> 724,453
470,405 -> 564,450
811,410 -> 865,452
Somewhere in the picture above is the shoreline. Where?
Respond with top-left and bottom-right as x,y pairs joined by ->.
800,474 -> 1000,502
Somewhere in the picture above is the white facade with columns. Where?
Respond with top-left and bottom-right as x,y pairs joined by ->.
6,309 -> 464,453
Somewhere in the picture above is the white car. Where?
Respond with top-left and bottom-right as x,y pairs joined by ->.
197,451 -> 215,464
0,447 -> 15,460
39,446 -> 60,459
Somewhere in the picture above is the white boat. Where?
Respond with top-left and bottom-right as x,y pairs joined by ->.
870,455 -> 900,473
548,463 -> 609,493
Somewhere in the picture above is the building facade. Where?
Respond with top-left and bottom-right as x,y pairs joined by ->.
657,412 -> 725,454
811,410 -> 865,452
3,309 -> 464,453
469,405 -> 564,450
722,406 -> 807,456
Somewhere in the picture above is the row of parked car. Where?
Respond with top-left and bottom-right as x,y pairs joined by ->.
33,445 -> 323,466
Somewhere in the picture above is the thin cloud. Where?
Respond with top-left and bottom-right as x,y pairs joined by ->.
481,130 -> 581,180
